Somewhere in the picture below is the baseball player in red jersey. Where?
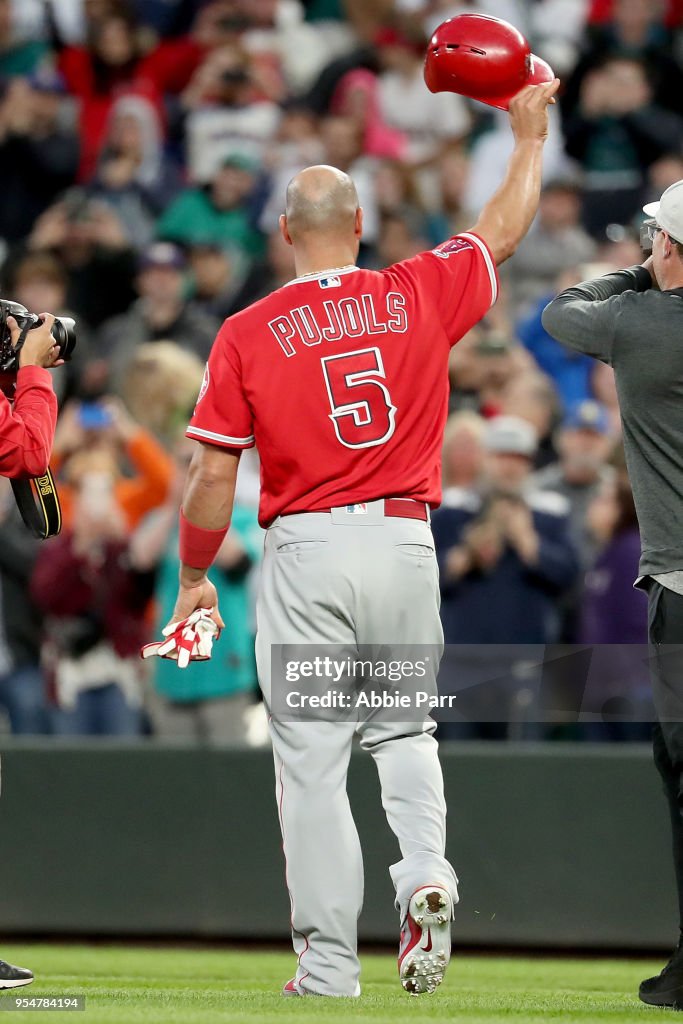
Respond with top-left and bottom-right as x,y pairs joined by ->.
166,79 -> 559,997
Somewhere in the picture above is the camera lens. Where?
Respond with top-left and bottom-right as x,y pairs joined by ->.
50,317 -> 77,361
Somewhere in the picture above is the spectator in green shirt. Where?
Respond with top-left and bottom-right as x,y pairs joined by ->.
156,153 -> 265,258
0,0 -> 48,77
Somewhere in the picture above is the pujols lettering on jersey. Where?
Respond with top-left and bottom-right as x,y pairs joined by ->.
268,292 -> 408,358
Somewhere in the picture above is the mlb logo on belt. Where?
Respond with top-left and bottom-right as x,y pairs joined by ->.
319,275 -> 341,289
346,503 -> 367,514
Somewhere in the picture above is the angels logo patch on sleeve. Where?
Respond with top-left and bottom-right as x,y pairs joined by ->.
432,237 -> 473,259
196,363 -> 210,406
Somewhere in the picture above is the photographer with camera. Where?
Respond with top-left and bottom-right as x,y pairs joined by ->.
0,301 -> 74,990
0,308 -> 63,479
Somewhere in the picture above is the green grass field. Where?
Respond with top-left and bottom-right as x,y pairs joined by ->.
0,945 -> 669,1024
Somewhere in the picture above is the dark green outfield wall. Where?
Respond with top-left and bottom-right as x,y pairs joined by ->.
0,742 -> 676,949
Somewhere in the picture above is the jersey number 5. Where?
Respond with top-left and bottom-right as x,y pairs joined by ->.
321,347 -> 397,450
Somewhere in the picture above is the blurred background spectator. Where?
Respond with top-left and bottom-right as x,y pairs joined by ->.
504,180 -> 596,318
0,0 -> 674,741
120,341 -> 205,445
2,249 -> 88,401
186,241 -> 250,321
533,400 -> 613,568
50,396 -> 173,532
56,6 -> 163,180
96,241 -> 219,390
499,371 -> 561,468
0,479 -> 47,735
441,410 -> 486,499
89,93 -> 183,250
30,480 -> 151,737
562,55 -> 683,234
0,71 -> 79,245
25,194 -> 137,331
533,399 -> 615,641
515,265 -> 597,413
359,25 -> 470,163
157,153 -> 264,253
131,442 -> 262,744
581,457 -> 645,651
181,43 -> 280,183
577,451 -> 652,741
562,0 -> 683,120
433,415 -> 579,739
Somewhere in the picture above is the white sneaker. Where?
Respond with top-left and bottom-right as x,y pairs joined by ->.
398,885 -> 452,995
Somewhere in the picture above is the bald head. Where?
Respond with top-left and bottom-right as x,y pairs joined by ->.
284,165 -> 360,240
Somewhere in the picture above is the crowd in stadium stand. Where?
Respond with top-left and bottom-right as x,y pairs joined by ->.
0,0 -> 680,740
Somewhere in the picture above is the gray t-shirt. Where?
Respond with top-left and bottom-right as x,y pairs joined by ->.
652,570 -> 683,595
542,266 -> 683,579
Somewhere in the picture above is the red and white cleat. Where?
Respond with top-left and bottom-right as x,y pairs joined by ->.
398,885 -> 452,995
282,978 -> 303,996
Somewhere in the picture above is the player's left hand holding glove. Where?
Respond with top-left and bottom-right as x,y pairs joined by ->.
140,577 -> 225,669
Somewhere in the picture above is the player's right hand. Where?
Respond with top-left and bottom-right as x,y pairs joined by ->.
10,313 -> 64,369
509,78 -> 561,143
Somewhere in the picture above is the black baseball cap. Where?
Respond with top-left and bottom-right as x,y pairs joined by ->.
139,242 -> 187,271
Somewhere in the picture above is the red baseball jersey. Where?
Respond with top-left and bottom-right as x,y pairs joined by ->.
187,232 -> 498,526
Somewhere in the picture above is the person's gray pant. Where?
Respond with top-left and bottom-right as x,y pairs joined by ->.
148,690 -> 252,744
255,506 -> 458,997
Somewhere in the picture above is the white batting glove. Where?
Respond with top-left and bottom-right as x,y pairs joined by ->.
140,608 -> 221,669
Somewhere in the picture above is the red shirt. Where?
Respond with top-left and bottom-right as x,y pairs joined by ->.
0,367 -> 57,479
58,49 -> 167,180
187,233 -> 498,527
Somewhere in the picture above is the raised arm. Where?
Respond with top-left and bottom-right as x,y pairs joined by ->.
471,79 -> 560,265
541,264 -> 653,362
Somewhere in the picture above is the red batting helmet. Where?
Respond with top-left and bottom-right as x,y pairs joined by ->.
424,14 -> 554,111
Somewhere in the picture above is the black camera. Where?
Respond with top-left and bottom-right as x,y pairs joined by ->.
0,299 -> 76,374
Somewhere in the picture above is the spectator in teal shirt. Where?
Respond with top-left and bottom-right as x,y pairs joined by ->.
0,0 -> 48,78
156,154 -> 265,259
133,489 -> 263,744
